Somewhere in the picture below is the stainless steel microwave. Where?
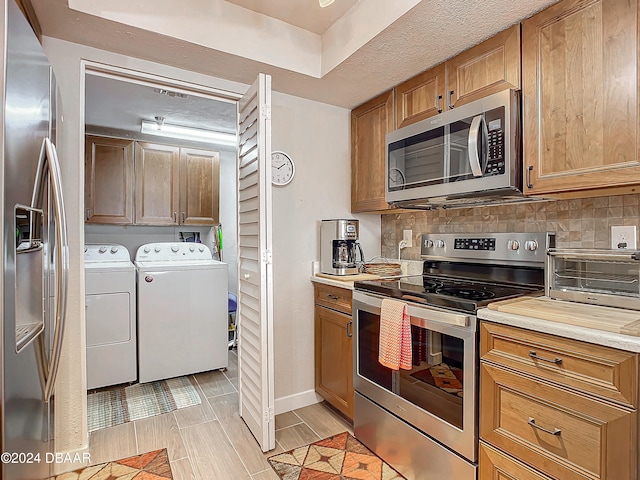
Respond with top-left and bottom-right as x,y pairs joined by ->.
386,89 -> 522,208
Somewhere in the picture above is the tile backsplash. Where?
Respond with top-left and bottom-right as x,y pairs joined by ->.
382,194 -> 640,260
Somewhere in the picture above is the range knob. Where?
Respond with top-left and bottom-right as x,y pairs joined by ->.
154,247 -> 161,253
435,240 -> 445,248
525,240 -> 538,251
171,246 -> 180,253
143,247 -> 151,253
110,247 -> 119,254
424,239 -> 434,248
98,246 -> 107,254
507,240 -> 520,251
189,246 -> 195,252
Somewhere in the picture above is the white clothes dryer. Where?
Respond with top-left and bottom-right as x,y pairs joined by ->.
135,242 -> 228,383
84,244 -> 137,389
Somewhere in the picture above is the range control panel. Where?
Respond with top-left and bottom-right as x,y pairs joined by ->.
454,238 -> 496,250
421,232 -> 555,265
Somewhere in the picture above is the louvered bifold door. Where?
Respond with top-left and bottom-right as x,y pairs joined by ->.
236,73 -> 275,452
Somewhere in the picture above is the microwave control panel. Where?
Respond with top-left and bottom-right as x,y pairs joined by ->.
485,118 -> 504,176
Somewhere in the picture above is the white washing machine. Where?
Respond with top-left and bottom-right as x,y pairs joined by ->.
135,242 -> 228,383
85,244 -> 137,389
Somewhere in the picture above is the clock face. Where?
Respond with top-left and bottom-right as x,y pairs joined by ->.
271,151 -> 295,186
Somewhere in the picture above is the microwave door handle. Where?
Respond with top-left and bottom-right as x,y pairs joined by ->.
468,114 -> 487,177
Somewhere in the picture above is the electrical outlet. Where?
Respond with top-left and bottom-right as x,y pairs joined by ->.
611,225 -> 637,249
403,229 -> 413,248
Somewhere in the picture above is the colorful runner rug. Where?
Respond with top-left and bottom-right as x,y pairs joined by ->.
268,431 -> 405,479
54,449 -> 172,479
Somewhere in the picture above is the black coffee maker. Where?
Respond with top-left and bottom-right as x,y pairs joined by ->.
320,219 -> 364,275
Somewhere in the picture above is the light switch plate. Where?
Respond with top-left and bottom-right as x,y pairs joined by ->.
403,229 -> 413,248
611,225 -> 637,249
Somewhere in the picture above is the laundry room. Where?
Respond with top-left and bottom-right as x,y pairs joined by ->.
82,71 -> 240,400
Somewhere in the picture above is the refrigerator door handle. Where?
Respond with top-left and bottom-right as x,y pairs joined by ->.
32,137 -> 69,403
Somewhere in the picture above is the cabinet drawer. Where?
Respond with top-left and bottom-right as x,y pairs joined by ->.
480,321 -> 638,408
480,363 -> 637,480
314,284 -> 352,314
479,442 -> 553,480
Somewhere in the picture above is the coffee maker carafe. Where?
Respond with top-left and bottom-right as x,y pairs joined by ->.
320,219 -> 363,275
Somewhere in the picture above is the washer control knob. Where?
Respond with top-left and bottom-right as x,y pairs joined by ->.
199,246 -> 205,252
189,246 -> 195,252
98,246 -> 107,254
143,247 -> 150,253
435,240 -> 445,248
424,239 -> 434,248
171,246 -> 180,253
110,247 -> 119,254
154,247 -> 161,253
525,240 -> 538,251
507,240 -> 520,251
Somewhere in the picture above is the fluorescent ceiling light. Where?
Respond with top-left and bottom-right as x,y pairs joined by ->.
319,0 -> 335,7
141,120 -> 237,146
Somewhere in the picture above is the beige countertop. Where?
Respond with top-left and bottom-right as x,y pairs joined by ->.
310,275 -> 355,290
478,299 -> 640,353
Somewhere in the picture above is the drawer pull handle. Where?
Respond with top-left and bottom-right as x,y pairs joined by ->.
327,294 -> 339,300
529,350 -> 562,365
528,417 -> 561,436
346,321 -> 353,338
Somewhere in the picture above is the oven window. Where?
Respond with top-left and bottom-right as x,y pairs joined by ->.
357,311 -> 464,429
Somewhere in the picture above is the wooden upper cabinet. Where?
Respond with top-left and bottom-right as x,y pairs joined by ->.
135,142 -> 180,225
85,136 -> 134,225
179,148 -> 220,225
523,0 -> 640,195
447,24 -> 521,108
351,89 -> 395,213
395,63 -> 446,128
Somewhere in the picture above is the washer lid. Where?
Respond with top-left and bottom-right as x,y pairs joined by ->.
135,259 -> 227,270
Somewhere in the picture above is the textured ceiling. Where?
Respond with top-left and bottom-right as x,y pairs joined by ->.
224,0 -> 359,34
31,0 -> 557,137
31,0 -> 560,109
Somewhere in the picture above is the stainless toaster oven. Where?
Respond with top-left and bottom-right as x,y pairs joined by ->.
546,248 -> 640,310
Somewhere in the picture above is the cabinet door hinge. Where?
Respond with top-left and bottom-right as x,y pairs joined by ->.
262,250 -> 273,265
261,105 -> 271,120
264,407 -> 274,422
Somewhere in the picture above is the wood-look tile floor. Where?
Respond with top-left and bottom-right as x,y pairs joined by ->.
86,351 -> 353,480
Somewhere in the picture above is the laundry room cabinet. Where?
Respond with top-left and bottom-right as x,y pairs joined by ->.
84,135 -> 220,226
85,135 -> 135,224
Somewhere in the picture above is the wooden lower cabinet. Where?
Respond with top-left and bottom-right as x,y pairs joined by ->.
314,283 -> 353,420
479,321 -> 639,480
479,442 -> 554,480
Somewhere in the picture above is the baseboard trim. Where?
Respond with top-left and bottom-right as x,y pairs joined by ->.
275,389 -> 323,415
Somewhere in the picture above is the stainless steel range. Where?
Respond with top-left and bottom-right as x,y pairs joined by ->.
353,232 -> 555,479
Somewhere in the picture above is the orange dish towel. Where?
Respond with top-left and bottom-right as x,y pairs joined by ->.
378,298 -> 412,370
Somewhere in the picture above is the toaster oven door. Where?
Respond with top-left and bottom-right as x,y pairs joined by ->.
546,249 -> 640,310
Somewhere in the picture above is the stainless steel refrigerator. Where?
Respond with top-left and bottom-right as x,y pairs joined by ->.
1,0 -> 69,478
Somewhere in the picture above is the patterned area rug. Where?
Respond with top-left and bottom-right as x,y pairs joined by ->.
410,363 -> 464,397
54,449 -> 172,479
88,376 -> 201,432
268,432 -> 405,479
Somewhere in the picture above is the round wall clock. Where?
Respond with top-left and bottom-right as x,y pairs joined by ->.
271,151 -> 295,186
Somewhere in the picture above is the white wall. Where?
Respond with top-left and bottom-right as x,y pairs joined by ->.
271,91 -> 380,411
42,36 -> 380,453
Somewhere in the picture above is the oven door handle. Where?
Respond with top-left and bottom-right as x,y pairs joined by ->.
353,291 -> 471,329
